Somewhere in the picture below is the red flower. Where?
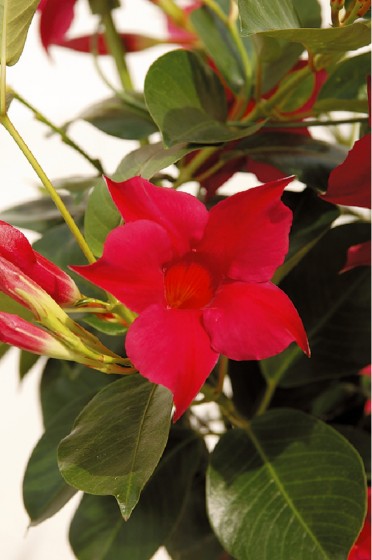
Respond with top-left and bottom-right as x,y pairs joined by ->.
37,0 -> 77,50
348,487 -> 371,560
57,32 -> 162,55
0,221 -> 80,306
72,176 -> 309,420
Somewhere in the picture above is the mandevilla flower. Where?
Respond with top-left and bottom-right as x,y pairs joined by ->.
0,220 -> 81,306
72,176 -> 309,420
37,0 -> 77,51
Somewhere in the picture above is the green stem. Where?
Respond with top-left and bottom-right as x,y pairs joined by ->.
0,0 -> 7,115
11,90 -> 104,174
101,11 -> 134,92
173,146 -> 217,188
0,115 -> 96,264
243,64 -> 311,122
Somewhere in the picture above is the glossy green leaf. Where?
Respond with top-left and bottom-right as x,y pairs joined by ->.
113,141 -> 196,181
84,178 -> 121,258
69,428 -> 204,560
0,0 -> 39,65
58,375 -> 173,520
332,425 -> 371,482
190,4 -> 253,95
23,396 -> 90,525
262,223 -> 371,386
78,97 -> 158,140
144,50 -> 261,146
207,409 -> 367,560
238,0 -> 300,34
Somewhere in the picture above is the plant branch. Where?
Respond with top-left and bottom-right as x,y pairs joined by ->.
0,115 -> 96,264
11,89 -> 105,174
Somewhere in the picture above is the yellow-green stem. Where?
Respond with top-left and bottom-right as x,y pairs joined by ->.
0,0 -> 7,115
173,146 -> 217,187
0,115 -> 96,264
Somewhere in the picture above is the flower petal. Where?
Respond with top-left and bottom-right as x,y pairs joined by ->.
321,134 -> 371,209
38,0 -> 76,50
203,281 -> 309,360
125,305 -> 219,421
71,220 -> 172,313
105,176 -> 209,255
341,241 -> 371,273
197,177 -> 294,282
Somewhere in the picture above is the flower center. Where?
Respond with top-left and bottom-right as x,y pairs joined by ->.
164,258 -> 215,309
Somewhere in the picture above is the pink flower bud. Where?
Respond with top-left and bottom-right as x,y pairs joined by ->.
0,312 -> 73,359
0,221 -> 81,306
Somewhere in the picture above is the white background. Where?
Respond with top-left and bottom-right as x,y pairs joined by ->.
0,1 -> 332,559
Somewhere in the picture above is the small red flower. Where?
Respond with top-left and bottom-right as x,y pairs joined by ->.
72,176 -> 309,420
348,487 -> 371,560
0,221 -> 80,306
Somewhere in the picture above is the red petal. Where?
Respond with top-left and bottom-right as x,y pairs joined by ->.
38,0 -> 76,50
203,281 -> 309,360
57,33 -> 160,54
71,221 -> 172,313
197,177 -> 294,282
341,241 -> 371,273
0,221 -> 80,305
321,134 -> 371,209
105,176 -> 208,255
247,158 -> 287,183
0,312 -> 58,355
125,305 -> 219,421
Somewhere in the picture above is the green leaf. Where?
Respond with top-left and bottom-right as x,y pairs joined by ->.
332,425 -> 371,482
0,194 -> 85,233
165,440 -> 224,560
316,52 -> 371,107
0,0 -> 39,66
245,22 -> 371,54
262,223 -> 371,386
113,141 -> 196,181
84,178 -> 121,258
255,0 -> 322,92
78,96 -> 158,140
40,359 -> 112,428
58,375 -> 173,520
273,189 -> 340,283
144,50 -> 261,146
238,0 -> 301,34
23,396 -> 91,525
207,409 -> 367,560
234,133 -> 347,190
190,4 -> 253,95
82,313 -> 127,336
69,428 -> 204,560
